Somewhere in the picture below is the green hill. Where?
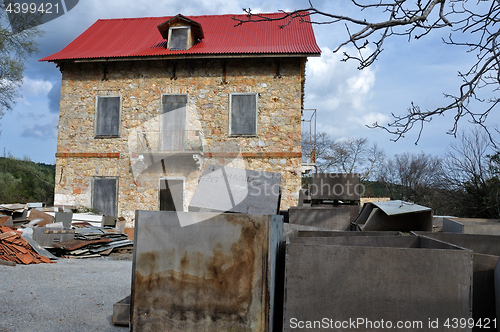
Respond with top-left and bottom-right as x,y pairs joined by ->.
0,156 -> 55,205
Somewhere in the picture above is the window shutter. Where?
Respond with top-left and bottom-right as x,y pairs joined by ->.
96,96 -> 120,137
92,178 -> 118,217
231,94 -> 257,136
161,94 -> 187,150
169,28 -> 188,50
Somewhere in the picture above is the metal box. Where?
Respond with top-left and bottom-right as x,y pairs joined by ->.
443,218 -> 500,235
131,211 -> 284,332
283,234 -> 473,332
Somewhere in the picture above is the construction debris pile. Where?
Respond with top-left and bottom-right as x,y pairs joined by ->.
48,223 -> 132,258
0,203 -> 133,264
0,225 -> 54,266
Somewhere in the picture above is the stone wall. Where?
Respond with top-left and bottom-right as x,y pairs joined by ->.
55,57 -> 305,226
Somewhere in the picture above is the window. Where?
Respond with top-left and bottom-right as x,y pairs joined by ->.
168,27 -> 189,50
161,94 -> 188,150
92,177 -> 118,217
95,95 -> 121,137
229,93 -> 258,136
159,178 -> 184,211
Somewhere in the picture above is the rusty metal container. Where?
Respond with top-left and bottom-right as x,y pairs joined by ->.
130,211 -> 284,332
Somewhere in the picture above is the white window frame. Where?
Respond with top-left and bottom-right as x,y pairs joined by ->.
167,26 -> 191,50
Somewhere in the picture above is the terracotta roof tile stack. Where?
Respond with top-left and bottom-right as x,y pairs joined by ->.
0,225 -> 55,265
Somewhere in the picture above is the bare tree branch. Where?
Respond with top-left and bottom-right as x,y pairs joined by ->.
234,1 -> 500,144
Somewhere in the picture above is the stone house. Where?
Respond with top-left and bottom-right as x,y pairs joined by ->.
41,13 -> 320,226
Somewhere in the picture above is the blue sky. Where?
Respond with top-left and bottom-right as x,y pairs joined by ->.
1,0 -> 498,164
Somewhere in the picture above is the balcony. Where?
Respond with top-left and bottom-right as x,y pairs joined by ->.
135,130 -> 203,155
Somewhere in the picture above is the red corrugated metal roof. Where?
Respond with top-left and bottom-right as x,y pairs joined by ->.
40,12 -> 321,61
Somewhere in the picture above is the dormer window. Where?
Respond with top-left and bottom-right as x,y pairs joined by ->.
157,14 -> 204,51
168,26 -> 190,50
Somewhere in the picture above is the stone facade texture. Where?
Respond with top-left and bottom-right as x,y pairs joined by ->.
55,57 -> 305,226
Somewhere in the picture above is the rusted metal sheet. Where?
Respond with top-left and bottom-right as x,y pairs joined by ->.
51,238 -> 112,251
0,225 -> 55,265
27,208 -> 54,227
33,228 -> 75,247
131,211 -> 284,332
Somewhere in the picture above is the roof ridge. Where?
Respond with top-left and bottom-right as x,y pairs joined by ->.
96,12 -> 302,21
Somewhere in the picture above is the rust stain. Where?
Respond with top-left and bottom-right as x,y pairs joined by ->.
132,221 -> 262,331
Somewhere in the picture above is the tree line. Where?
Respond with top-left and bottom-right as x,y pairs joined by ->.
302,129 -> 500,219
0,155 -> 55,205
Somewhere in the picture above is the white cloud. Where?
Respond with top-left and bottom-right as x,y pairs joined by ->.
304,46 -> 378,141
21,77 -> 53,96
349,112 -> 391,128
305,46 -> 376,113
21,116 -> 58,140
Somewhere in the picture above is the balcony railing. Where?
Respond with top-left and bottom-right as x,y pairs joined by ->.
136,130 -> 203,153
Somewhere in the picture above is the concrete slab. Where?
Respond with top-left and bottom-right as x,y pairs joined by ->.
414,231 -> 500,330
131,211 -> 284,332
188,164 -> 281,214
288,206 -> 359,231
443,218 -> 500,235
310,173 -> 360,201
283,235 -> 473,332
294,230 -> 402,238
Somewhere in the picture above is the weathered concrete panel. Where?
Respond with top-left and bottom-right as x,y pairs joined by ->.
288,206 -> 359,231
295,230 -> 402,238
283,237 -> 473,332
131,211 -> 284,332
443,218 -> 500,235
283,224 -> 330,238
289,235 -> 420,248
495,260 -> 500,332
310,173 -> 360,201
414,231 -> 500,330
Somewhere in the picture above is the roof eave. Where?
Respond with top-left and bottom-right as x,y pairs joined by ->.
44,52 -> 321,63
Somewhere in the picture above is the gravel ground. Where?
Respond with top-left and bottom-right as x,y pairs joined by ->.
0,255 -> 133,332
